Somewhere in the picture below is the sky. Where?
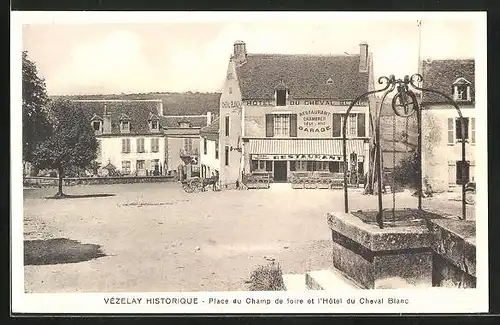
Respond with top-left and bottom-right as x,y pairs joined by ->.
21,14 -> 479,96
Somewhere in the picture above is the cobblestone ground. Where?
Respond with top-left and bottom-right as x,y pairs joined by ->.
21,183 -> 475,293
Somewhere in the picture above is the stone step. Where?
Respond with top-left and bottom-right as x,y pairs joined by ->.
282,273 -> 308,291
305,269 -> 362,291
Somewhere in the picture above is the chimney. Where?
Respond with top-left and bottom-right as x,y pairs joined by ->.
157,101 -> 163,116
102,104 -> 112,134
233,40 -> 247,65
206,111 -> 212,126
359,42 -> 368,73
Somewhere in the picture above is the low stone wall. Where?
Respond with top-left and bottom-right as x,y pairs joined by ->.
24,176 -> 176,187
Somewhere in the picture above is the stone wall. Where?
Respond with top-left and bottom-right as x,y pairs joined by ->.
24,176 -> 175,187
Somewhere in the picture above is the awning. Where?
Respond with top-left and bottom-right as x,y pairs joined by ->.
247,139 -> 366,156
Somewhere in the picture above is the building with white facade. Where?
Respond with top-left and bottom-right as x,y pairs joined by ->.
217,40 -> 376,186
421,59 -> 475,192
74,99 -> 167,176
199,117 -> 220,178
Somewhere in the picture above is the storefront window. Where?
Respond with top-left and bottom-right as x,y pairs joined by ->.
314,161 -> 329,171
296,161 -> 308,171
251,160 -> 268,172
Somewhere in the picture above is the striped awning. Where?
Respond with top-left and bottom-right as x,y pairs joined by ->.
247,139 -> 365,156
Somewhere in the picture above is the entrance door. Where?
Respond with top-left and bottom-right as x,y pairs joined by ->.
273,161 -> 288,182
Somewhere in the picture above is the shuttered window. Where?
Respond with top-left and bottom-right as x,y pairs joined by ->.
225,116 -> 230,137
447,118 -> 454,144
456,117 -> 469,142
357,113 -> 366,137
151,138 -> 159,153
122,139 -> 130,153
290,114 -> 297,137
224,146 -> 229,166
137,138 -> 145,153
266,114 -> 274,137
332,114 -> 341,137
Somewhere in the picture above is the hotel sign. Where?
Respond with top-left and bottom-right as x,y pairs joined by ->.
243,100 -> 367,106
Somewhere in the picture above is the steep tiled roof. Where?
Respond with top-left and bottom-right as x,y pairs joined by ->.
200,117 -> 219,141
55,92 -> 221,116
235,54 -> 369,100
160,115 -> 209,129
421,59 -> 475,104
72,100 -> 162,135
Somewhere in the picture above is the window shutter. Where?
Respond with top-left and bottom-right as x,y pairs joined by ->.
122,139 -> 126,152
136,138 -> 141,152
332,114 -> 341,137
266,114 -> 274,137
225,116 -> 230,136
463,118 -> 469,140
447,118 -> 454,144
290,114 -> 297,137
357,113 -> 366,137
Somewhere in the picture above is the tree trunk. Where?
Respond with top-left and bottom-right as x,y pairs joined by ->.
57,166 -> 64,196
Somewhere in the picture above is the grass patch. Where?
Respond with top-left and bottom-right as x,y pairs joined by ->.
247,261 -> 285,291
24,238 -> 106,265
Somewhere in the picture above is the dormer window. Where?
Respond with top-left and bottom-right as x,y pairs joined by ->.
179,122 -> 190,128
275,79 -> 288,106
90,114 -> 103,134
149,112 -> 159,132
120,113 -> 131,133
326,78 -> 334,85
452,77 -> 472,102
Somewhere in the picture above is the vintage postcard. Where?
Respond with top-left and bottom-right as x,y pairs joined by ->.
11,11 -> 488,314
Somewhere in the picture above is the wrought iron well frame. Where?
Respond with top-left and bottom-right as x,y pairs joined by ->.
342,74 -> 468,228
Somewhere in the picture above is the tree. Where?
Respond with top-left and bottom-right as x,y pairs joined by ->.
22,51 -> 53,163
32,99 -> 98,197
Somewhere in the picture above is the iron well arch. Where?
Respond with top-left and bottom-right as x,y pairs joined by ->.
342,73 -> 469,228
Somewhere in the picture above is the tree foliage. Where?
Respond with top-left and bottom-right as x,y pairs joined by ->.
393,150 -> 420,190
22,51 -> 52,162
32,99 -> 98,196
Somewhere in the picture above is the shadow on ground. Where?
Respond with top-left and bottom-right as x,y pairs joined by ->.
24,238 -> 106,265
46,193 -> 116,199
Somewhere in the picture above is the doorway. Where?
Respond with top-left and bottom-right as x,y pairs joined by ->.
273,161 -> 288,182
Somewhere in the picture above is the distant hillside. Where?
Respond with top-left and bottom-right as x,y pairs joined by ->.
52,92 -> 222,116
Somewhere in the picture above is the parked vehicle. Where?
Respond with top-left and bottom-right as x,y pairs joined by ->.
465,181 -> 476,205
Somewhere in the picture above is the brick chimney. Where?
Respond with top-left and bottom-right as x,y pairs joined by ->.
359,42 -> 368,73
233,40 -> 247,65
102,104 -> 112,134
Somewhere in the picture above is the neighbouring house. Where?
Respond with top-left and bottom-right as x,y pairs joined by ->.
73,99 -> 167,177
218,40 -> 376,187
199,117 -> 220,179
160,112 -> 214,178
420,59 -> 475,192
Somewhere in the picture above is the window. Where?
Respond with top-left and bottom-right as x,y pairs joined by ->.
150,120 -> 159,131
92,121 -> 102,132
179,122 -> 190,128
340,114 -> 357,137
314,161 -> 329,171
152,159 -> 160,173
229,87 -> 233,94
471,118 -> 475,144
456,160 -> 470,185
273,114 -> 290,137
184,138 -> 193,152
447,118 -> 454,144
121,138 -> 131,153
456,85 -> 469,101
225,116 -> 230,137
215,141 -> 219,159
276,89 -> 287,106
151,138 -> 159,153
326,78 -> 334,85
330,162 -> 341,173
121,160 -> 131,175
251,160 -> 267,171
203,138 -> 208,155
136,160 -> 145,171
121,121 -> 130,133
455,117 -> 469,142
137,138 -> 145,153
296,161 -> 308,171
225,146 -> 230,166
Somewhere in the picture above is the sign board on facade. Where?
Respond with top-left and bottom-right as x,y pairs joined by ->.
243,100 -> 367,107
298,110 -> 332,133
251,154 -> 364,161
